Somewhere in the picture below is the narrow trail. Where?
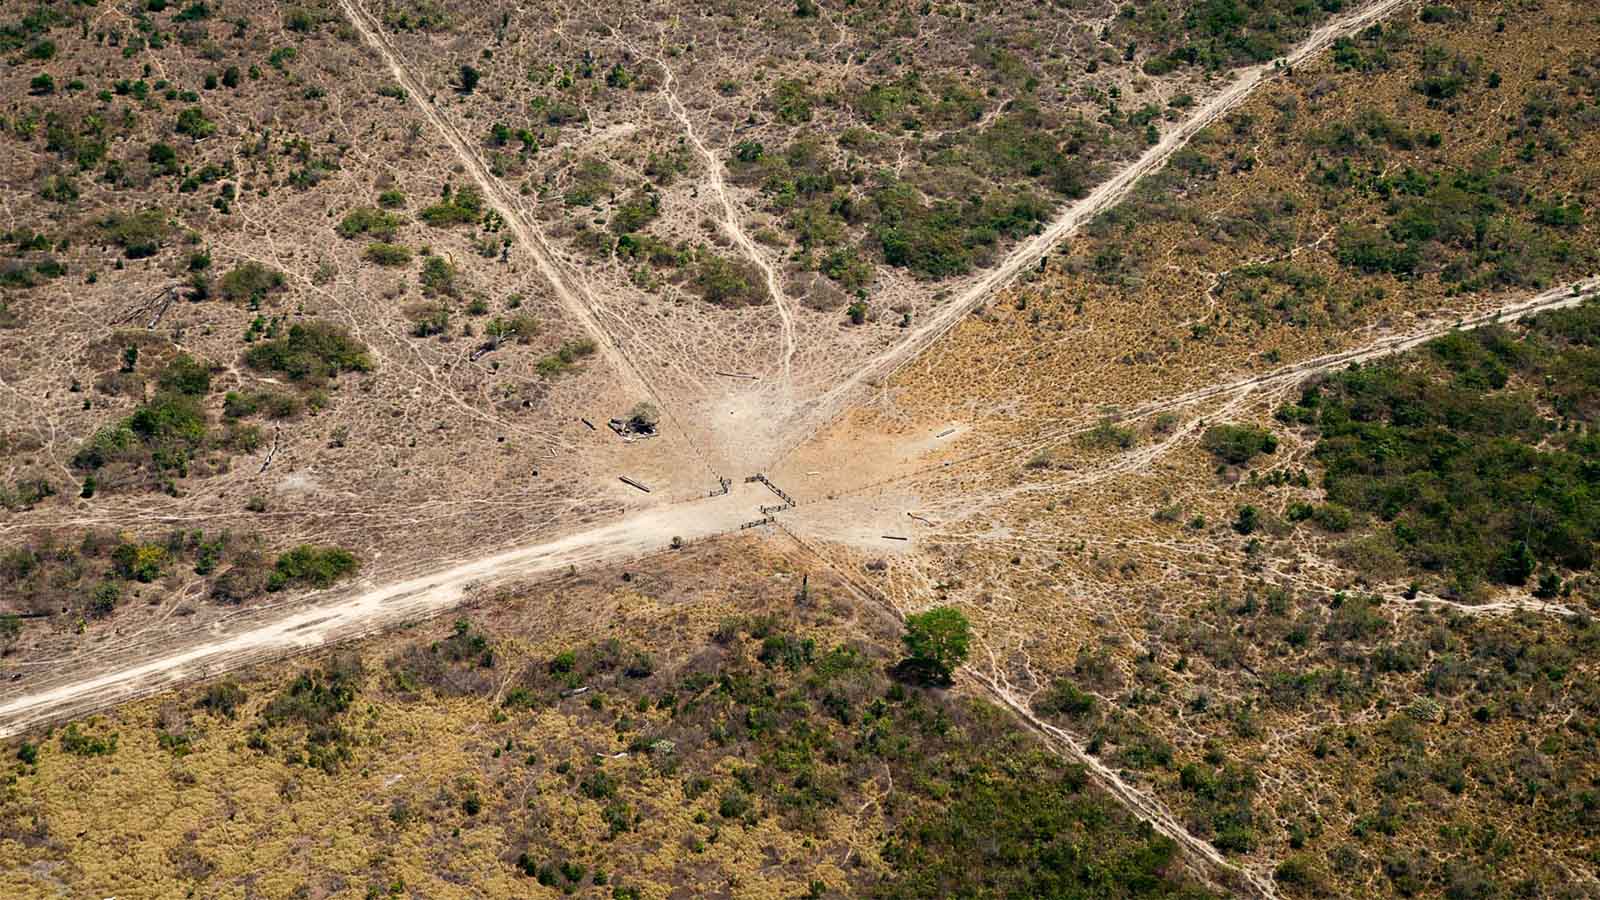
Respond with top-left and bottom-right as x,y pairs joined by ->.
0,484 -> 772,740
770,523 -> 1278,899
805,275 -> 1600,507
973,674 -> 1279,899
338,0 -> 717,479
2,0 -> 1567,890
768,0 -> 1418,467
657,61 -> 798,386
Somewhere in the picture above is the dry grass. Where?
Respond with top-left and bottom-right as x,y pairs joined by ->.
776,3 -> 1600,894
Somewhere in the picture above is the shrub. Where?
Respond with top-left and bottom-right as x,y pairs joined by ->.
609,190 -> 660,234
1036,678 -> 1097,718
1082,419 -> 1136,450
147,142 -> 179,175
420,185 -> 485,226
485,314 -> 538,343
59,722 -> 118,756
199,680 -> 246,718
73,386 -> 209,478
363,242 -> 412,266
771,80 -> 814,124
112,543 -> 167,582
419,254 -> 458,295
1201,424 -> 1278,465
101,210 -> 173,258
1334,224 -> 1417,275
691,254 -> 767,307
157,353 -> 211,396
244,322 -> 373,382
218,262 -> 286,305
174,107 -> 216,138
268,545 -> 358,591
337,207 -> 403,241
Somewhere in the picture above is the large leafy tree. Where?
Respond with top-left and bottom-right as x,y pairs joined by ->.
898,606 -> 972,685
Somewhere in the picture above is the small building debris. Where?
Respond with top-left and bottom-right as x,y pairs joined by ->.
608,401 -> 659,441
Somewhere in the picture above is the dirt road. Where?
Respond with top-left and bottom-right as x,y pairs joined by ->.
771,0 -> 1419,466
806,275 -> 1600,505
337,0 -> 718,479
0,483 -> 771,739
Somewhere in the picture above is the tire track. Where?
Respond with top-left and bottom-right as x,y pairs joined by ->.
657,60 -> 798,385
768,0 -> 1419,467
338,0 -> 717,478
802,276 -> 1600,507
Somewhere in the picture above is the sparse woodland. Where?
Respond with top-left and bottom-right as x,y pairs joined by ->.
1,0 -> 1598,898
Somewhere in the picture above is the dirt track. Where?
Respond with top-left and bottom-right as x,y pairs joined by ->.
0,482 -> 770,739
770,0 -> 1419,467
809,275 -> 1600,506
337,0 -> 720,481
4,0 -> 1566,893
656,61 -> 799,386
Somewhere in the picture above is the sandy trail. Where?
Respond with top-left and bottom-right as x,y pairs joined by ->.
656,62 -> 798,386
337,0 -> 716,478
0,484 -> 770,739
772,523 -> 1278,898
806,275 -> 1600,505
0,1 -> 1486,891
770,0 -> 1418,466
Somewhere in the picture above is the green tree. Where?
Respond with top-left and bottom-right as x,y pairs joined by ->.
458,64 -> 480,93
175,106 -> 216,139
1201,424 -> 1277,465
147,142 -> 178,175
898,606 -> 971,685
